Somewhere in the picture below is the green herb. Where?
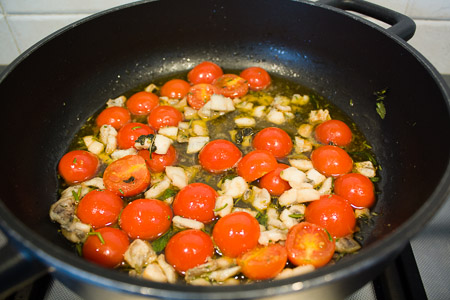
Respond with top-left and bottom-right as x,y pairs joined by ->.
370,177 -> 380,182
235,127 -> 254,145
73,158 -> 77,164
214,203 -> 228,212
376,102 -> 386,119
374,88 -> 388,119
88,231 -> 105,244
349,151 -> 378,167
288,213 -> 304,219
119,189 -> 124,195
324,228 -> 333,242
158,188 -> 177,200
123,176 -> 135,183
76,243 -> 83,256
132,126 -> 142,130
152,229 -> 177,253
256,212 -> 268,227
349,99 -> 354,107
72,188 -> 82,202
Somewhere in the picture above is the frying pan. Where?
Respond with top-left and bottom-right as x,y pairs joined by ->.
0,0 -> 449,299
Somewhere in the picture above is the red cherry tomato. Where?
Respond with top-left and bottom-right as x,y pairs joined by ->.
186,83 -> 219,109
165,229 -> 214,274
173,183 -> 217,223
252,127 -> 293,158
259,163 -> 291,196
311,145 -> 353,177
188,61 -> 223,84
334,173 -> 375,208
160,79 -> 191,99
138,145 -> 177,173
285,222 -> 335,268
126,91 -> 159,116
240,67 -> 271,91
119,198 -> 172,240
237,244 -> 287,280
237,150 -> 278,182
213,74 -> 249,98
103,155 -> 151,197
147,105 -> 183,130
315,119 -> 353,146
212,211 -> 260,258
96,106 -> 131,130
77,190 -> 123,228
82,227 -> 130,268
198,139 -> 242,173
305,195 -> 356,238
58,150 -> 99,184
117,122 -> 154,149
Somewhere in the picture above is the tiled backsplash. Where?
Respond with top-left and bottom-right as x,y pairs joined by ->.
1,0 -> 449,73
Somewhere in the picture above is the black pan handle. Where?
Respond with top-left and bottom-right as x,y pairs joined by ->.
317,0 -> 416,41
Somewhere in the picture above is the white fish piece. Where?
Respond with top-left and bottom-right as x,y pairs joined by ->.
306,168 -> 326,187
158,126 -> 178,139
222,176 -> 248,199
209,94 -> 235,112
296,188 -> 320,203
209,266 -> 242,282
280,204 -> 306,229
124,239 -> 157,272
252,105 -> 266,118
289,158 -> 314,171
106,95 -> 126,107
111,148 -> 138,160
231,207 -> 258,218
318,177 -> 333,195
294,136 -> 313,153
266,109 -> 285,125
154,134 -> 173,155
99,124 -> 118,155
214,195 -> 233,218
142,263 -> 167,282
144,176 -> 171,199
297,123 -> 313,138
184,106 -> 198,120
83,136 -> 104,155
278,188 -> 298,206
234,117 -> 256,127
165,166 -> 188,189
252,186 -> 271,211
280,167 -> 307,188
172,216 -> 205,230
276,265 -> 315,280
81,177 -> 105,190
187,136 -> 209,154
144,83 -> 158,93
258,229 -> 288,246
354,161 -> 376,177
157,254 -> 177,284
267,207 -> 286,230
309,109 -> 330,124
61,219 -> 91,243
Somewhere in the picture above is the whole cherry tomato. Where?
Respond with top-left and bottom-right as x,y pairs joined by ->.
96,106 -> 131,130
315,119 -> 353,147
213,74 -> 249,98
334,173 -> 375,208
252,127 -> 293,158
147,105 -> 183,130
77,190 -> 123,228
311,145 -> 353,177
237,150 -> 278,182
188,61 -> 223,84
58,150 -> 99,184
198,139 -> 242,173
160,79 -> 191,99
259,163 -> 291,196
126,91 -> 159,116
237,244 -> 287,280
117,122 -> 154,149
240,67 -> 271,91
173,183 -> 217,223
186,83 -> 219,109
138,145 -> 177,173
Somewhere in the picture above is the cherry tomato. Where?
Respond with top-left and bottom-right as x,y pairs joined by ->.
138,145 -> 177,173
160,79 -> 191,99
77,190 -> 123,228
103,155 -> 151,197
259,163 -> 291,196
237,150 -> 278,182
186,83 -> 219,109
334,173 -> 375,209
311,145 -> 353,177
305,195 -> 356,238
252,127 -> 293,158
147,105 -> 183,130
82,227 -> 130,268
165,229 -> 214,274
117,122 -> 154,149
237,244 -> 287,280
58,150 -> 99,184
119,198 -> 172,240
188,61 -> 223,84
96,106 -> 131,130
173,183 -> 217,223
315,119 -> 353,147
285,222 -> 335,268
213,74 -> 249,98
126,91 -> 159,116
198,139 -> 242,173
212,211 -> 260,258
240,67 -> 271,91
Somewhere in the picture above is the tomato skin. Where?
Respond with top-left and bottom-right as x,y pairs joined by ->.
147,105 -> 183,130
138,145 -> 177,173
165,229 -> 214,274
117,122 -> 154,149
58,150 -> 99,184
311,145 -> 353,177
160,79 -> 191,99
103,155 -> 151,197
213,74 -> 249,98
237,150 -> 278,182
285,222 -> 335,268
237,244 -> 287,280
198,139 -> 242,173
188,61 -> 223,84
119,198 -> 172,240
212,211 -> 260,258
186,83 -> 219,109
77,190 -> 123,228
252,127 -> 293,158
334,173 -> 375,208
259,163 -> 291,196
173,183 -> 217,223
126,91 -> 159,116
82,227 -> 130,268
96,106 -> 131,130
240,67 -> 271,91
315,120 -> 352,147
305,195 -> 356,238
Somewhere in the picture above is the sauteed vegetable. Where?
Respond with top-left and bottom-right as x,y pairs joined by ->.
50,61 -> 378,285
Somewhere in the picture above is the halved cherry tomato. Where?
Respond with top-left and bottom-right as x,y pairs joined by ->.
311,145 -> 353,177
96,106 -> 131,130
188,61 -> 223,84
77,190 -> 123,228
119,198 -> 172,240
82,227 -> 130,268
334,173 -> 375,208
126,91 -> 159,116
160,79 -> 191,99
237,150 -> 278,182
173,183 -> 217,223
138,145 -> 177,173
212,211 -> 260,258
305,195 -> 356,238
117,122 -> 154,149
165,229 -> 214,274
147,105 -> 183,130
259,163 -> 291,196
252,127 -> 293,158
285,222 -> 335,268
58,150 -> 99,184
240,67 -> 271,91
198,139 -> 242,173
186,83 -> 219,109
213,74 -> 249,98
237,244 -> 287,280
315,119 -> 352,146
103,155 -> 151,197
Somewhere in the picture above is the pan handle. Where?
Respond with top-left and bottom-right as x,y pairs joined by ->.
316,0 -> 416,41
